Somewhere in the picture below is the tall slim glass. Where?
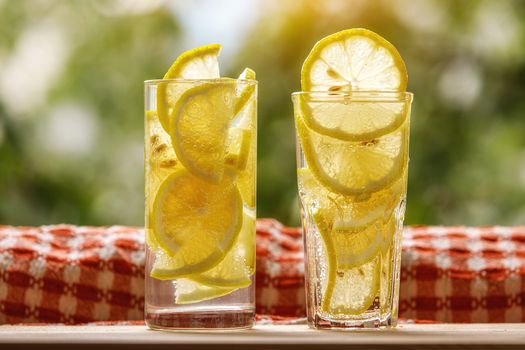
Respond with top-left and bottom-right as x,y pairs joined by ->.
144,79 -> 257,330
293,91 -> 412,329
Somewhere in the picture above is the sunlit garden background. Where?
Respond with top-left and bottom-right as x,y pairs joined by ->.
1,0 -> 524,227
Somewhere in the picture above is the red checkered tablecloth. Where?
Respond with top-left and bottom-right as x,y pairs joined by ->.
401,225 -> 525,323
0,225 -> 144,324
1,222 -> 524,324
255,219 -> 304,318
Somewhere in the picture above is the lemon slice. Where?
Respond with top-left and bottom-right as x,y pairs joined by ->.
379,247 -> 393,310
311,211 -> 380,315
298,168 -> 402,226
297,93 -> 410,142
164,44 -> 221,79
323,258 -> 380,315
382,211 -> 399,254
298,168 -> 404,225
171,83 -> 236,182
299,168 -> 401,261
175,279 -> 237,305
330,219 -> 382,266
150,169 -> 243,279
235,132 -> 256,208
145,111 -> 179,172
312,207 -> 380,269
313,209 -> 380,315
301,28 -> 407,92
234,68 -> 256,115
157,44 -> 221,132
309,211 -> 337,313
145,110 -> 181,249
230,69 -> 257,208
301,169 -> 398,314
299,168 -> 385,227
296,117 -> 407,196
189,211 -> 255,288
334,215 -> 397,269
225,128 -> 253,171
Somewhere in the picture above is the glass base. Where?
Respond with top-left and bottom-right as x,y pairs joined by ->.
145,307 -> 255,330
309,312 -> 397,330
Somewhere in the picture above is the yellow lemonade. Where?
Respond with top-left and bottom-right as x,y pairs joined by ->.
144,45 -> 257,330
295,29 -> 413,329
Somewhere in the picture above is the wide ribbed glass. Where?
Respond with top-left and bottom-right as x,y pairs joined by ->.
293,91 -> 412,329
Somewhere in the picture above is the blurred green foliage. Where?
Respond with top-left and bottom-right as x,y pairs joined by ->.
1,0 -> 524,227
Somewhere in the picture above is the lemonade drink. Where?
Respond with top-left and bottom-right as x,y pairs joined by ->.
295,29 -> 413,329
144,45 -> 257,330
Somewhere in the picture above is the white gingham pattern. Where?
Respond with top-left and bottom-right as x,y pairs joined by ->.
400,225 -> 525,323
0,225 -> 144,324
1,223 -> 525,324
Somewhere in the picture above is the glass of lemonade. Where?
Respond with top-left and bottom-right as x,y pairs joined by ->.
294,29 -> 413,329
294,91 -> 412,329
144,46 -> 257,330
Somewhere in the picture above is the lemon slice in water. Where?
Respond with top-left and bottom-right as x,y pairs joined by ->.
189,211 -> 255,288
175,279 -> 238,305
297,93 -> 410,142
150,169 -> 243,279
296,117 -> 407,196
170,83 -> 236,182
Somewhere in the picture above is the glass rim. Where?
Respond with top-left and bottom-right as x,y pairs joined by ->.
144,78 -> 257,85
291,90 -> 413,102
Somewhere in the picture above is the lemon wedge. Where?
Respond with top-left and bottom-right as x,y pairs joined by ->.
157,44 -> 221,133
234,68 -> 256,115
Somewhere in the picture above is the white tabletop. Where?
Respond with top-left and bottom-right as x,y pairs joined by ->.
1,323 -> 525,349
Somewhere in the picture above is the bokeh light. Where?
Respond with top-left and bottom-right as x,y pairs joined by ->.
0,0 -> 524,227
